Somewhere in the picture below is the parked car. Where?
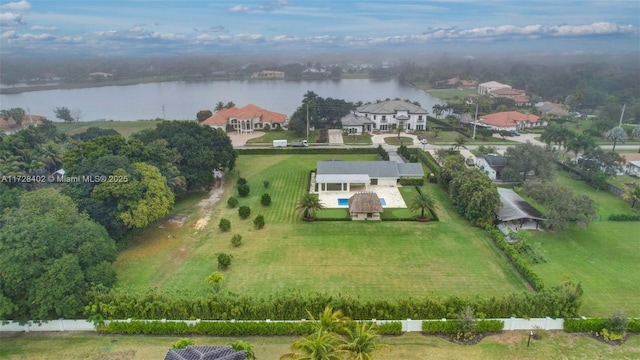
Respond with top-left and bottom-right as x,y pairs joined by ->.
420,138 -> 428,144
510,130 -> 520,136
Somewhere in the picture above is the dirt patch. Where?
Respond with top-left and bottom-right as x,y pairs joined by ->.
194,176 -> 226,231
159,215 -> 188,228
427,332 -> 501,345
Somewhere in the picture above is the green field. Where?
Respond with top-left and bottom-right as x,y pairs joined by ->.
113,154 -> 527,299
55,120 -> 163,137
528,172 -> 640,317
2,332 -> 638,360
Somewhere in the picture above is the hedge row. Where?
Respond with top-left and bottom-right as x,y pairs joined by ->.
85,286 -> 583,322
399,178 -> 425,186
422,320 -> 504,334
98,320 -> 402,336
427,117 -> 471,138
565,318 -> 640,333
488,228 -> 545,292
608,214 -> 640,221
237,147 -> 377,155
411,149 -> 440,176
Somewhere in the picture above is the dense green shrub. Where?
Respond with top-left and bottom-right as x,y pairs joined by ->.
216,253 -> 233,270
218,218 -> 231,232
488,228 -> 545,291
237,148 -> 377,155
564,318 -> 607,332
231,234 -> 242,247
253,215 -> 265,229
399,178 -> 425,186
422,319 -> 503,334
629,319 -> 640,333
172,338 -> 195,349
227,196 -> 239,208
263,180 -> 270,188
237,177 -> 247,185
237,184 -> 250,197
99,320 -> 402,336
238,206 -> 251,219
608,214 -> 640,221
261,193 -> 271,206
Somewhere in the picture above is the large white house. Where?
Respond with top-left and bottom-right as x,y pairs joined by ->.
347,100 -> 429,132
478,81 -> 511,95
314,160 -> 423,192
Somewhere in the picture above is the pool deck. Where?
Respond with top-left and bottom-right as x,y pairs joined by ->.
318,185 -> 407,208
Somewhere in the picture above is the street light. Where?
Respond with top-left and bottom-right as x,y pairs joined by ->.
527,330 -> 533,347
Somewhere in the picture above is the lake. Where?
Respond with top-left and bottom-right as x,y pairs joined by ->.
0,79 -> 442,121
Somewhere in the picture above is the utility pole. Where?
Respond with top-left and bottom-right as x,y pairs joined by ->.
162,105 -> 166,120
472,103 -> 478,141
618,104 -> 625,127
306,102 -> 309,142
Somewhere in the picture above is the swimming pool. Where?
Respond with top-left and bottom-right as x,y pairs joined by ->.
338,198 -> 386,206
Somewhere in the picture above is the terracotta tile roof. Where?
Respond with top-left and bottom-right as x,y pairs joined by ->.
621,153 -> 640,163
490,88 -> 525,96
0,114 -> 46,130
201,104 -> 286,126
479,111 -> 539,128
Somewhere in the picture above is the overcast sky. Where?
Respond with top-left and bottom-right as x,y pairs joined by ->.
1,0 -> 639,57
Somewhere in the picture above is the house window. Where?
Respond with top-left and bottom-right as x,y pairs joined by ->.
382,115 -> 386,121
373,115 -> 377,120
379,124 -> 388,131
416,125 -> 424,131
407,124 -> 411,130
418,115 -> 423,120
367,213 -> 373,219
371,179 -> 378,185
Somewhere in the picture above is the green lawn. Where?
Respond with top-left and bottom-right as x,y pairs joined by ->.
343,133 -> 373,145
55,120 -> 163,137
244,130 -> 317,144
113,154 -> 527,300
384,136 -> 414,146
528,171 -> 640,317
2,332 -> 638,360
410,81 -> 478,101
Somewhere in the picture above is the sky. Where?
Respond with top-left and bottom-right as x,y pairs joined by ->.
1,0 -> 639,57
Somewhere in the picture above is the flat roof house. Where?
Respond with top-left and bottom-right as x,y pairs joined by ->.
354,100 -> 429,132
201,104 -> 287,133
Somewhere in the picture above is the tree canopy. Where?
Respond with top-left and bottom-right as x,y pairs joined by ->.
521,182 -> 598,230
502,141 -> 557,183
0,189 -> 117,323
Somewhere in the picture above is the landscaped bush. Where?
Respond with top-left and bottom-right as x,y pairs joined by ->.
237,184 -> 250,197
227,196 -> 239,208
488,228 -> 545,291
422,319 -> 503,334
399,178 -> 425,186
85,284 -> 583,322
219,218 -> 231,232
253,215 -> 265,229
238,206 -> 251,219
216,253 -> 233,270
98,320 -> 403,336
564,318 -> 608,332
261,193 -> 271,206
172,338 -> 195,349
237,177 -> 247,185
608,214 -> 640,221
231,234 -> 242,247
412,149 -> 440,176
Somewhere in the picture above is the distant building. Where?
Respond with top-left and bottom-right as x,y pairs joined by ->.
0,113 -> 46,132
476,154 -> 507,180
201,104 -> 287,132
478,81 -> 511,95
535,102 -> 570,117
250,70 -> 284,79
488,88 -> 529,105
88,72 -> 113,79
437,77 -> 478,88
478,111 -> 543,131
354,100 -> 429,132
340,113 -> 376,134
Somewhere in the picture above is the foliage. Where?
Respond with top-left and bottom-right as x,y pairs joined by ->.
607,310 -> 629,335
54,106 -> 75,122
621,185 -> 640,208
254,215 -> 265,229
231,234 -> 243,247
205,272 -> 225,293
608,214 -> 640,221
564,318 -> 608,332
237,147 -> 378,155
238,205 -> 251,219
237,183 -> 250,197
576,147 -> 625,190
70,127 -> 119,142
296,193 -> 325,221
502,141 -> 557,183
408,189 -> 438,219
196,110 -> 212,123
398,178 -> 424,186
228,340 -> 256,360
456,306 -> 477,340
237,177 -> 248,185
422,319 -> 503,334
487,228 -> 546,291
227,196 -> 239,208
172,338 -> 195,349
288,91 -> 354,136
0,189 -> 117,323
85,284 -> 584,321
217,253 -> 233,270
521,182 -> 598,230
448,168 -> 501,228
219,218 -> 231,231
263,179 -> 270,188
605,127 -> 628,151
261,193 -> 272,206
510,231 -> 546,264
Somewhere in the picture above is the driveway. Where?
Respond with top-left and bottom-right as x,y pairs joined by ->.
328,129 -> 344,145
227,131 -> 265,147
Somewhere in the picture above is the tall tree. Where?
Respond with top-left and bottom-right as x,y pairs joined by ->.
54,106 -> 75,122
214,102 -> 225,111
341,322 -> 385,360
502,141 -> 557,183
409,191 -> 438,219
622,185 -> 640,208
296,194 -> 325,221
196,110 -> 213,123
605,126 -> 628,152
0,189 -> 117,323
567,134 -> 597,161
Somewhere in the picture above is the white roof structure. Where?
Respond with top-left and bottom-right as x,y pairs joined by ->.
497,188 -> 545,222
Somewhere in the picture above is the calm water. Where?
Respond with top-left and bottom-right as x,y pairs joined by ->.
0,79 -> 441,121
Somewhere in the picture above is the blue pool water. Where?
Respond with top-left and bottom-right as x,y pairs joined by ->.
338,198 -> 386,206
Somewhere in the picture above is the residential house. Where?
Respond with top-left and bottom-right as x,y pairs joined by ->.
340,113 -> 376,134
475,154 -> 507,180
488,88 -> 530,105
164,345 -> 246,360
535,102 -> 570,117
0,113 -> 46,132
201,104 -> 287,133
621,153 -> 640,177
436,77 -> 478,88
497,188 -> 545,234
314,160 -> 423,193
353,100 -> 429,132
250,70 -> 284,79
348,192 -> 384,221
478,111 -> 543,131
478,81 -> 511,95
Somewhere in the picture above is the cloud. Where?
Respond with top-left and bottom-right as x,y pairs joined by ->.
30,25 -> 57,31
1,30 -> 16,39
1,0 -> 31,12
228,0 -> 291,13
0,12 -> 23,26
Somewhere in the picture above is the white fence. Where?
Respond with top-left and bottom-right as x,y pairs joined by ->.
0,317 -> 565,333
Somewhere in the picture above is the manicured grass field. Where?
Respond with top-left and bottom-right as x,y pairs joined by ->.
113,154 -> 527,299
384,136 -> 414,146
528,171 -> 640,317
2,332 -> 638,360
343,134 -> 373,145
55,120 -> 163,137
244,130 -> 318,144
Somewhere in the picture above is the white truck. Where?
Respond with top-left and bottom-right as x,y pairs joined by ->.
272,140 -> 287,147
289,140 -> 308,147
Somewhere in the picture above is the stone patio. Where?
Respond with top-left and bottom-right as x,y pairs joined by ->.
318,185 -> 407,209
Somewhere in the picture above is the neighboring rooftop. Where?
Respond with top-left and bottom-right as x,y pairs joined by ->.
340,113 -> 375,126
479,111 -> 540,128
356,100 -> 428,114
497,188 -> 545,222
316,160 -> 424,181
164,345 -> 246,360
202,104 -> 286,126
477,154 -> 507,169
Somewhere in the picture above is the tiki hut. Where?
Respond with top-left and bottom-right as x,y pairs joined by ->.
348,192 -> 383,220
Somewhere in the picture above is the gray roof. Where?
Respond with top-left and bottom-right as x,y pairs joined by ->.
356,100 -> 428,115
478,154 -> 506,169
164,346 -> 246,360
497,188 -> 545,222
317,161 -> 401,178
349,192 -> 383,213
397,163 -> 424,178
341,113 -> 376,126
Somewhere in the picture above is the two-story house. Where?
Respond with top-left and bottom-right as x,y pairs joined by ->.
348,100 -> 429,132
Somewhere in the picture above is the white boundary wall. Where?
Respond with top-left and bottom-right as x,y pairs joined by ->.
0,317 -> 565,333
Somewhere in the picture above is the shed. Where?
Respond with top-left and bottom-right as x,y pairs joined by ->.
349,192 -> 383,221
497,188 -> 545,230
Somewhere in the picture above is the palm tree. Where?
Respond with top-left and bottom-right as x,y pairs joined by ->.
296,194 -> 324,221
228,340 -> 256,360
622,185 -> 640,208
280,331 -> 344,360
309,307 -> 350,336
214,101 -> 225,111
431,104 -> 444,119
452,135 -> 467,150
632,125 -> 640,138
408,191 -> 437,219
341,322 -> 385,360
567,134 -> 596,161
605,126 -> 628,152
